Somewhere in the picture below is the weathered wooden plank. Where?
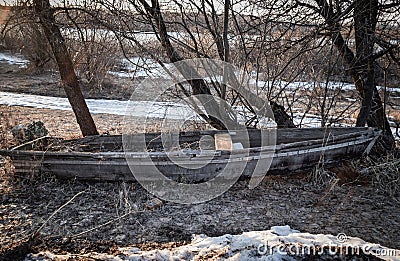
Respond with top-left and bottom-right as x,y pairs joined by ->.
48,127 -> 374,152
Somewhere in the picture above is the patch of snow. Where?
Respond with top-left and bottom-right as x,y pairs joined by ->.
107,71 -> 135,78
108,57 -> 174,79
391,127 -> 399,139
377,85 -> 400,93
271,225 -> 300,236
0,52 -> 29,67
260,80 -> 400,94
108,60 -> 400,94
0,91 -> 194,120
281,81 -> 356,91
0,90 -> 398,140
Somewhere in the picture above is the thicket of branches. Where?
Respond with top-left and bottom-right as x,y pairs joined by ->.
1,0 -> 399,149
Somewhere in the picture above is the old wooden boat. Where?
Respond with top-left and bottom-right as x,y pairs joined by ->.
0,127 -> 381,182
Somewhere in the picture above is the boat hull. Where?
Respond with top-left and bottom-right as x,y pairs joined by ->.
2,127 -> 381,182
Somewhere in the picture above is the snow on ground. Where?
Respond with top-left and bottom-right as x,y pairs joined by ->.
109,58 -> 400,94
0,52 -> 29,67
0,91 -> 342,127
2,51 -> 398,93
251,79 -> 400,93
1,53 -> 398,137
1,90 -> 399,140
61,29 -> 186,46
1,52 -> 399,93
25,226 -> 400,260
249,79 -> 355,91
0,91 -> 193,119
108,57 -> 174,79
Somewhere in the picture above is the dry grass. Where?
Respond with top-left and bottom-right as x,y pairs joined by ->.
361,155 -> 400,197
0,156 -> 15,197
309,152 -> 400,197
307,133 -> 340,188
0,105 -> 126,141
308,166 -> 339,188
388,110 -> 400,122
0,106 -> 17,149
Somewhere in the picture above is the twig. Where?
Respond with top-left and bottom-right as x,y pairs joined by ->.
315,178 -> 339,206
32,191 -> 85,238
70,209 -> 145,238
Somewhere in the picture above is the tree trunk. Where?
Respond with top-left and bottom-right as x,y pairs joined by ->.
270,101 -> 296,128
353,0 -> 377,127
315,0 -> 395,150
32,0 -> 98,136
353,0 -> 395,150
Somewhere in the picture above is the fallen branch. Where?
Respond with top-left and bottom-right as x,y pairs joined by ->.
32,191 -> 86,238
71,209 -> 146,238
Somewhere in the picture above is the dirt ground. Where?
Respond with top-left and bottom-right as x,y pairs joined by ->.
0,105 -> 125,144
0,155 -> 399,260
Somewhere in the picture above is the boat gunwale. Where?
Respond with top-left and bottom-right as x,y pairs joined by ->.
38,137 -> 377,167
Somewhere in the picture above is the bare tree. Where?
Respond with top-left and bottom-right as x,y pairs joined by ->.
11,0 -> 398,149
291,0 -> 397,149
32,0 -> 98,136
131,0 -> 296,128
